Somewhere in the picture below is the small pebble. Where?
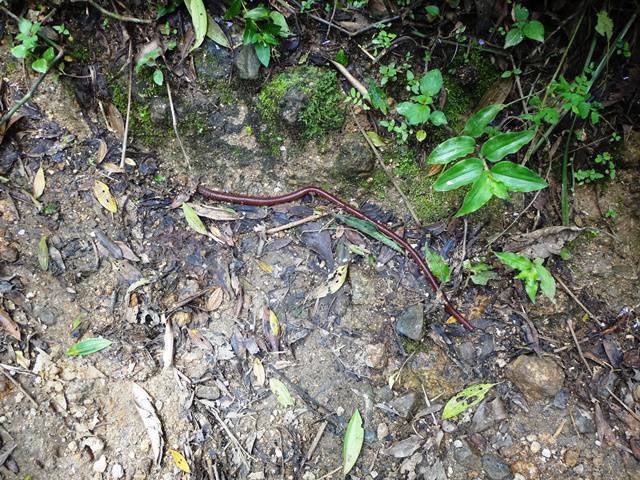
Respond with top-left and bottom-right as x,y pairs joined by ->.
111,463 -> 125,479
541,448 -> 551,458
530,441 -> 541,454
93,455 -> 107,473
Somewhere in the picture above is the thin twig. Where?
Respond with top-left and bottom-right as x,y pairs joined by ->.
199,400 -> 257,461
303,420 -> 327,463
0,369 -> 38,407
119,41 -> 133,169
70,0 -> 152,23
325,0 -> 337,39
316,466 -> 341,480
166,79 -> 192,168
352,112 -> 422,226
266,212 -> 328,235
554,274 -> 598,322
329,60 -> 369,98
607,387 -> 640,423
567,318 -> 593,376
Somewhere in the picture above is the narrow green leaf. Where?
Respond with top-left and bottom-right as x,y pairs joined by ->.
182,203 -> 208,236
442,383 -> 495,420
463,260 -> 497,286
38,235 -> 49,271
419,68 -> 443,96
255,42 -> 271,67
336,215 -> 402,252
397,102 -> 430,125
533,260 -> 556,302
244,5 -> 270,19
67,337 -> 112,356
481,130 -> 534,162
490,161 -> 548,192
427,136 -> 476,164
596,11 -> 613,41
494,251 -> 532,271
523,20 -> 545,42
270,11 -> 290,36
153,69 -> 164,86
433,157 -> 484,192
455,171 -> 493,217
523,275 -> 538,303
367,79 -> 388,114
504,28 -> 524,48
463,104 -> 505,138
224,0 -> 243,19
425,5 -> 440,16
185,0 -> 208,51
206,13 -> 231,48
342,409 -> 364,475
366,131 -> 386,147
423,247 -> 450,283
269,378 -> 295,407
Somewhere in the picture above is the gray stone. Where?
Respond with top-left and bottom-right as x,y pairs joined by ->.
195,40 -> 233,82
457,341 -> 476,365
574,408 -> 596,433
333,133 -> 375,179
365,343 -> 387,369
471,397 -> 507,433
395,304 -> 424,341
350,268 -> 376,305
234,44 -> 261,80
553,388 -> 569,409
389,392 -> 417,418
37,308 -> 58,326
481,454 -> 511,480
453,439 -> 481,470
506,355 -> 564,401
280,87 -> 308,125
195,385 -> 221,401
149,97 -> 169,125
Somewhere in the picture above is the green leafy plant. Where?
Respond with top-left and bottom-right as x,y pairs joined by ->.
428,104 -> 547,216
423,247 -> 450,283
501,67 -> 522,78
504,4 -> 545,48
379,62 -> 400,86
371,28 -> 396,55
494,252 -> 556,303
575,151 -> 615,184
11,18 -> 57,73
463,260 -> 497,285
379,118 -> 409,143
225,1 -> 290,67
396,69 -> 447,130
549,73 -> 601,125
345,87 -> 371,111
67,337 -> 113,356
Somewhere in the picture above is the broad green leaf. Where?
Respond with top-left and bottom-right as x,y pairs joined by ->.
427,136 -> 476,165
433,157 -> 484,192
342,409 -> 364,475
366,131 -> 386,147
336,214 -> 402,252
423,247 -> 450,283
169,449 -> 191,473
442,383 -> 495,420
367,79 -> 388,114
206,13 -> 230,48
182,203 -> 208,236
152,69 -> 164,86
335,49 -> 348,66
425,5 -> 440,16
255,42 -> 271,67
490,161 -> 548,192
504,28 -> 524,48
224,0 -> 243,19
312,264 -> 349,299
244,5 -> 270,19
514,4 -> 529,22
463,260 -> 497,286
490,177 -> 509,199
430,110 -> 447,126
185,0 -> 208,51
269,378 -> 295,407
38,235 -> 48,271
463,104 -> 505,138
596,11 -> 613,40
93,180 -> 117,213
270,11 -> 290,36
415,130 -> 427,142
533,259 -> 556,302
481,130 -> 534,162
18,18 -> 33,34
494,251 -> 532,271
31,58 -> 48,73
67,337 -> 112,356
419,69 -> 443,96
523,20 -> 545,42
455,171 -> 493,217
11,44 -> 28,59
397,102 -> 430,125
520,272 -> 538,303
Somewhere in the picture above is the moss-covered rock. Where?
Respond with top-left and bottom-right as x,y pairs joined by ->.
257,66 -> 346,142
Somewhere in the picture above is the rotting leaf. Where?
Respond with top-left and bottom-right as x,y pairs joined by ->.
257,259 -> 273,274
182,203 -> 208,236
188,329 -> 215,352
312,264 -> 348,299
169,449 -> 191,473
0,307 -> 21,341
96,139 -> 108,164
442,383 -> 496,420
336,214 -> 402,252
66,337 -> 112,356
33,164 -> 45,199
205,287 -> 224,312
503,226 -> 584,259
269,378 -> 295,407
342,409 -> 364,475
192,203 -> 240,221
38,235 -> 49,271
93,180 -> 117,213
252,357 -> 266,387
132,383 -> 165,464
105,103 -> 125,136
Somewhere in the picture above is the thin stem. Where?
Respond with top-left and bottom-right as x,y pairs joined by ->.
561,117 -> 576,225
70,0 -> 151,24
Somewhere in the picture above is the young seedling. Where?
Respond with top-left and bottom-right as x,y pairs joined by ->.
494,252 -> 556,303
504,3 -> 545,48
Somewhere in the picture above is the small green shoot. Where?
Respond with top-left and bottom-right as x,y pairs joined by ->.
463,260 -> 497,285
423,247 -> 450,283
342,409 -> 364,475
504,4 -> 545,48
495,252 -> 556,303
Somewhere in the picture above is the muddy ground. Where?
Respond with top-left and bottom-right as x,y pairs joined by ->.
1,2 -> 640,480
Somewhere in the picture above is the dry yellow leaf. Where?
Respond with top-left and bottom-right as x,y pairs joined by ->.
257,260 -> 273,274
205,287 -> 224,312
93,180 -> 117,213
169,449 -> 191,473
269,309 -> 280,336
252,357 -> 265,387
33,164 -> 45,199
312,264 -> 349,299
96,139 -> 108,164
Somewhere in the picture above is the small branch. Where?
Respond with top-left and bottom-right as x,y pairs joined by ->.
119,41 -> 133,169
329,60 -> 369,99
0,369 -> 38,407
567,319 -> 593,376
554,274 -> 599,322
70,0 -> 152,24
166,79 -> 192,169
266,212 -> 328,235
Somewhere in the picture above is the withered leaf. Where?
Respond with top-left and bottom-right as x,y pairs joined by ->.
96,139 -> 108,164
132,383 -> 164,464
503,226 -> 584,259
105,103 -> 125,136
33,164 -> 45,199
93,180 -> 117,213
0,307 -> 21,340
205,287 -> 224,312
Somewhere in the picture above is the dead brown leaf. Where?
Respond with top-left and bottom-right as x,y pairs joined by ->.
105,103 -> 125,137
504,226 -> 584,259
205,287 -> 224,312
0,307 -> 20,340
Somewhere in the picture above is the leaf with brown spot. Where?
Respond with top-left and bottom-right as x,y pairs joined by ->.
0,307 -> 21,340
93,180 -> 117,213
105,103 -> 125,136
188,329 -> 214,352
261,306 -> 281,351
427,164 -> 444,177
